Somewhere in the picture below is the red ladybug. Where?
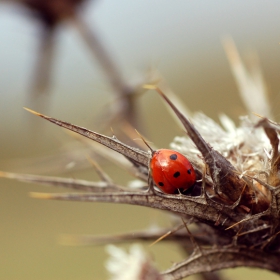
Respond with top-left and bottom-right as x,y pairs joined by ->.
150,149 -> 196,194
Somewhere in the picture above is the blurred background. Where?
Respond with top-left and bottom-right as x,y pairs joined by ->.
1,0 -> 280,279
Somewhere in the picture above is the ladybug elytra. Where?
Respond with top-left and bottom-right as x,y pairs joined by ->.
150,149 -> 196,194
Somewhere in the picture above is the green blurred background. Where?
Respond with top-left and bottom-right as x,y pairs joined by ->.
1,1 -> 280,279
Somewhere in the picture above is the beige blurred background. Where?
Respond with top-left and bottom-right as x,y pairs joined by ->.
1,1 -> 280,279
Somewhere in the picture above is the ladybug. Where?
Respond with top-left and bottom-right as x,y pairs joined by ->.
150,149 -> 196,194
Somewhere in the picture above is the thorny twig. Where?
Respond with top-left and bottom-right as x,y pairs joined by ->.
2,85 -> 280,278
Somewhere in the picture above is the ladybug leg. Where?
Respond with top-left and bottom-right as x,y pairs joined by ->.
147,174 -> 156,194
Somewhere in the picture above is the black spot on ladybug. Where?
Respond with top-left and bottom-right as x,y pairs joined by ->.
187,169 -> 192,174
170,154 -> 177,160
158,182 -> 164,187
173,171 -> 180,178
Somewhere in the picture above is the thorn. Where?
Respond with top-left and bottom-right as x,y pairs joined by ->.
149,224 -> 184,247
29,192 -> 53,200
214,212 -> 222,226
23,107 -> 45,117
252,112 -> 264,119
58,234 -> 84,246
229,183 -> 248,210
149,231 -> 172,247
110,127 -> 115,135
0,171 -> 8,177
260,230 -> 280,250
181,218 -> 200,252
86,156 -> 113,184
200,165 -> 208,199
135,129 -> 154,153
143,86 -> 165,100
226,209 -> 270,230
245,174 -> 275,192
148,86 -> 166,98
142,84 -> 157,90
225,219 -> 244,230
0,171 -> 20,180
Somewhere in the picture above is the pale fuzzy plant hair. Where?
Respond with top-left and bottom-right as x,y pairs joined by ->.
171,114 -> 271,174
106,244 -> 162,280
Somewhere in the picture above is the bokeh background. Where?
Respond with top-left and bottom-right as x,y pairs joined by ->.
1,1 -> 280,279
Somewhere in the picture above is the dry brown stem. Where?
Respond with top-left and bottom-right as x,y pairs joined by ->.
2,88 -> 280,279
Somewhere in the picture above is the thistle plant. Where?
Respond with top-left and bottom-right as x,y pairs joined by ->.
1,38 -> 280,279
